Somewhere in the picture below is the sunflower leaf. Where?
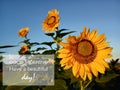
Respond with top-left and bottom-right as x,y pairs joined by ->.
95,71 -> 119,83
57,31 -> 76,38
0,51 -> 5,54
36,47 -> 47,51
41,42 -> 54,47
56,29 -> 68,34
0,56 -> 3,60
42,50 -> 56,54
110,58 -> 119,66
0,45 -> 16,49
45,33 -> 54,37
29,42 -> 40,47
0,45 -> 16,54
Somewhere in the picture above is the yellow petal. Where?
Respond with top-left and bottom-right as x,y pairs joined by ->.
83,71 -> 87,81
60,57 -> 74,64
59,53 -> 67,58
79,64 -> 85,80
89,30 -> 98,40
83,26 -> 87,34
97,47 -> 112,58
93,62 -> 105,74
87,72 -> 92,81
97,42 -> 109,50
67,36 -> 77,44
86,28 -> 90,36
97,59 -> 109,69
60,42 -> 70,47
84,64 -> 90,72
84,65 -> 92,80
64,64 -> 72,70
93,34 -> 106,44
72,61 -> 80,77
58,48 -> 70,53
89,63 -> 98,77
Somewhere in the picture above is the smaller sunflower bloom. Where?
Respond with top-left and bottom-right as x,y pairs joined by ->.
19,45 -> 28,54
42,9 -> 60,33
58,27 -> 112,81
18,27 -> 29,37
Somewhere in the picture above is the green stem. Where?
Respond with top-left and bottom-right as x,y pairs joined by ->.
80,81 -> 85,90
25,35 -> 28,40
56,43 -> 60,51
84,80 -> 92,89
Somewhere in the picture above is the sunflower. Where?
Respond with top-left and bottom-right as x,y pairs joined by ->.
19,45 -> 28,54
18,27 -> 29,37
42,9 -> 60,32
58,27 -> 112,81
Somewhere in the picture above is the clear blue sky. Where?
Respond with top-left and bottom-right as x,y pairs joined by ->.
0,0 -> 120,59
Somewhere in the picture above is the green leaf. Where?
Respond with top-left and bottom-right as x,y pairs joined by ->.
0,56 -> 3,60
55,69 -> 79,84
42,50 -> 56,54
0,51 -> 5,53
0,45 -> 16,49
0,45 -> 16,54
57,31 -> 76,38
60,69 -> 72,79
95,72 -> 119,83
56,29 -> 68,34
36,47 -> 47,51
29,42 -> 40,48
5,86 -> 27,90
110,58 -> 119,66
62,69 -> 79,84
43,79 -> 67,90
70,74 -> 80,84
45,33 -> 54,37
30,42 -> 40,45
41,42 -> 54,47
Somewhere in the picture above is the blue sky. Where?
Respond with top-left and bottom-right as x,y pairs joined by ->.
0,0 -> 120,59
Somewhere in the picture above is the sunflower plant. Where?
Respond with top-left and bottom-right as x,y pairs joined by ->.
1,9 -> 120,90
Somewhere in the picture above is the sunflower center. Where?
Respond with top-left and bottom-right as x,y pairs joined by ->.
47,16 -> 56,25
77,40 -> 94,57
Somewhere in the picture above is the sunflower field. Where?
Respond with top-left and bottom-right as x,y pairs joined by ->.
0,9 -> 120,90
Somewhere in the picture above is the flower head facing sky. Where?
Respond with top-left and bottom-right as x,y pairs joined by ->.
18,27 -> 29,38
58,27 -> 112,81
42,9 -> 60,32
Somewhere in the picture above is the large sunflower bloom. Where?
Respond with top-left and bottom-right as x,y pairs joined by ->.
42,9 -> 60,32
58,27 -> 112,81
18,27 -> 29,38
